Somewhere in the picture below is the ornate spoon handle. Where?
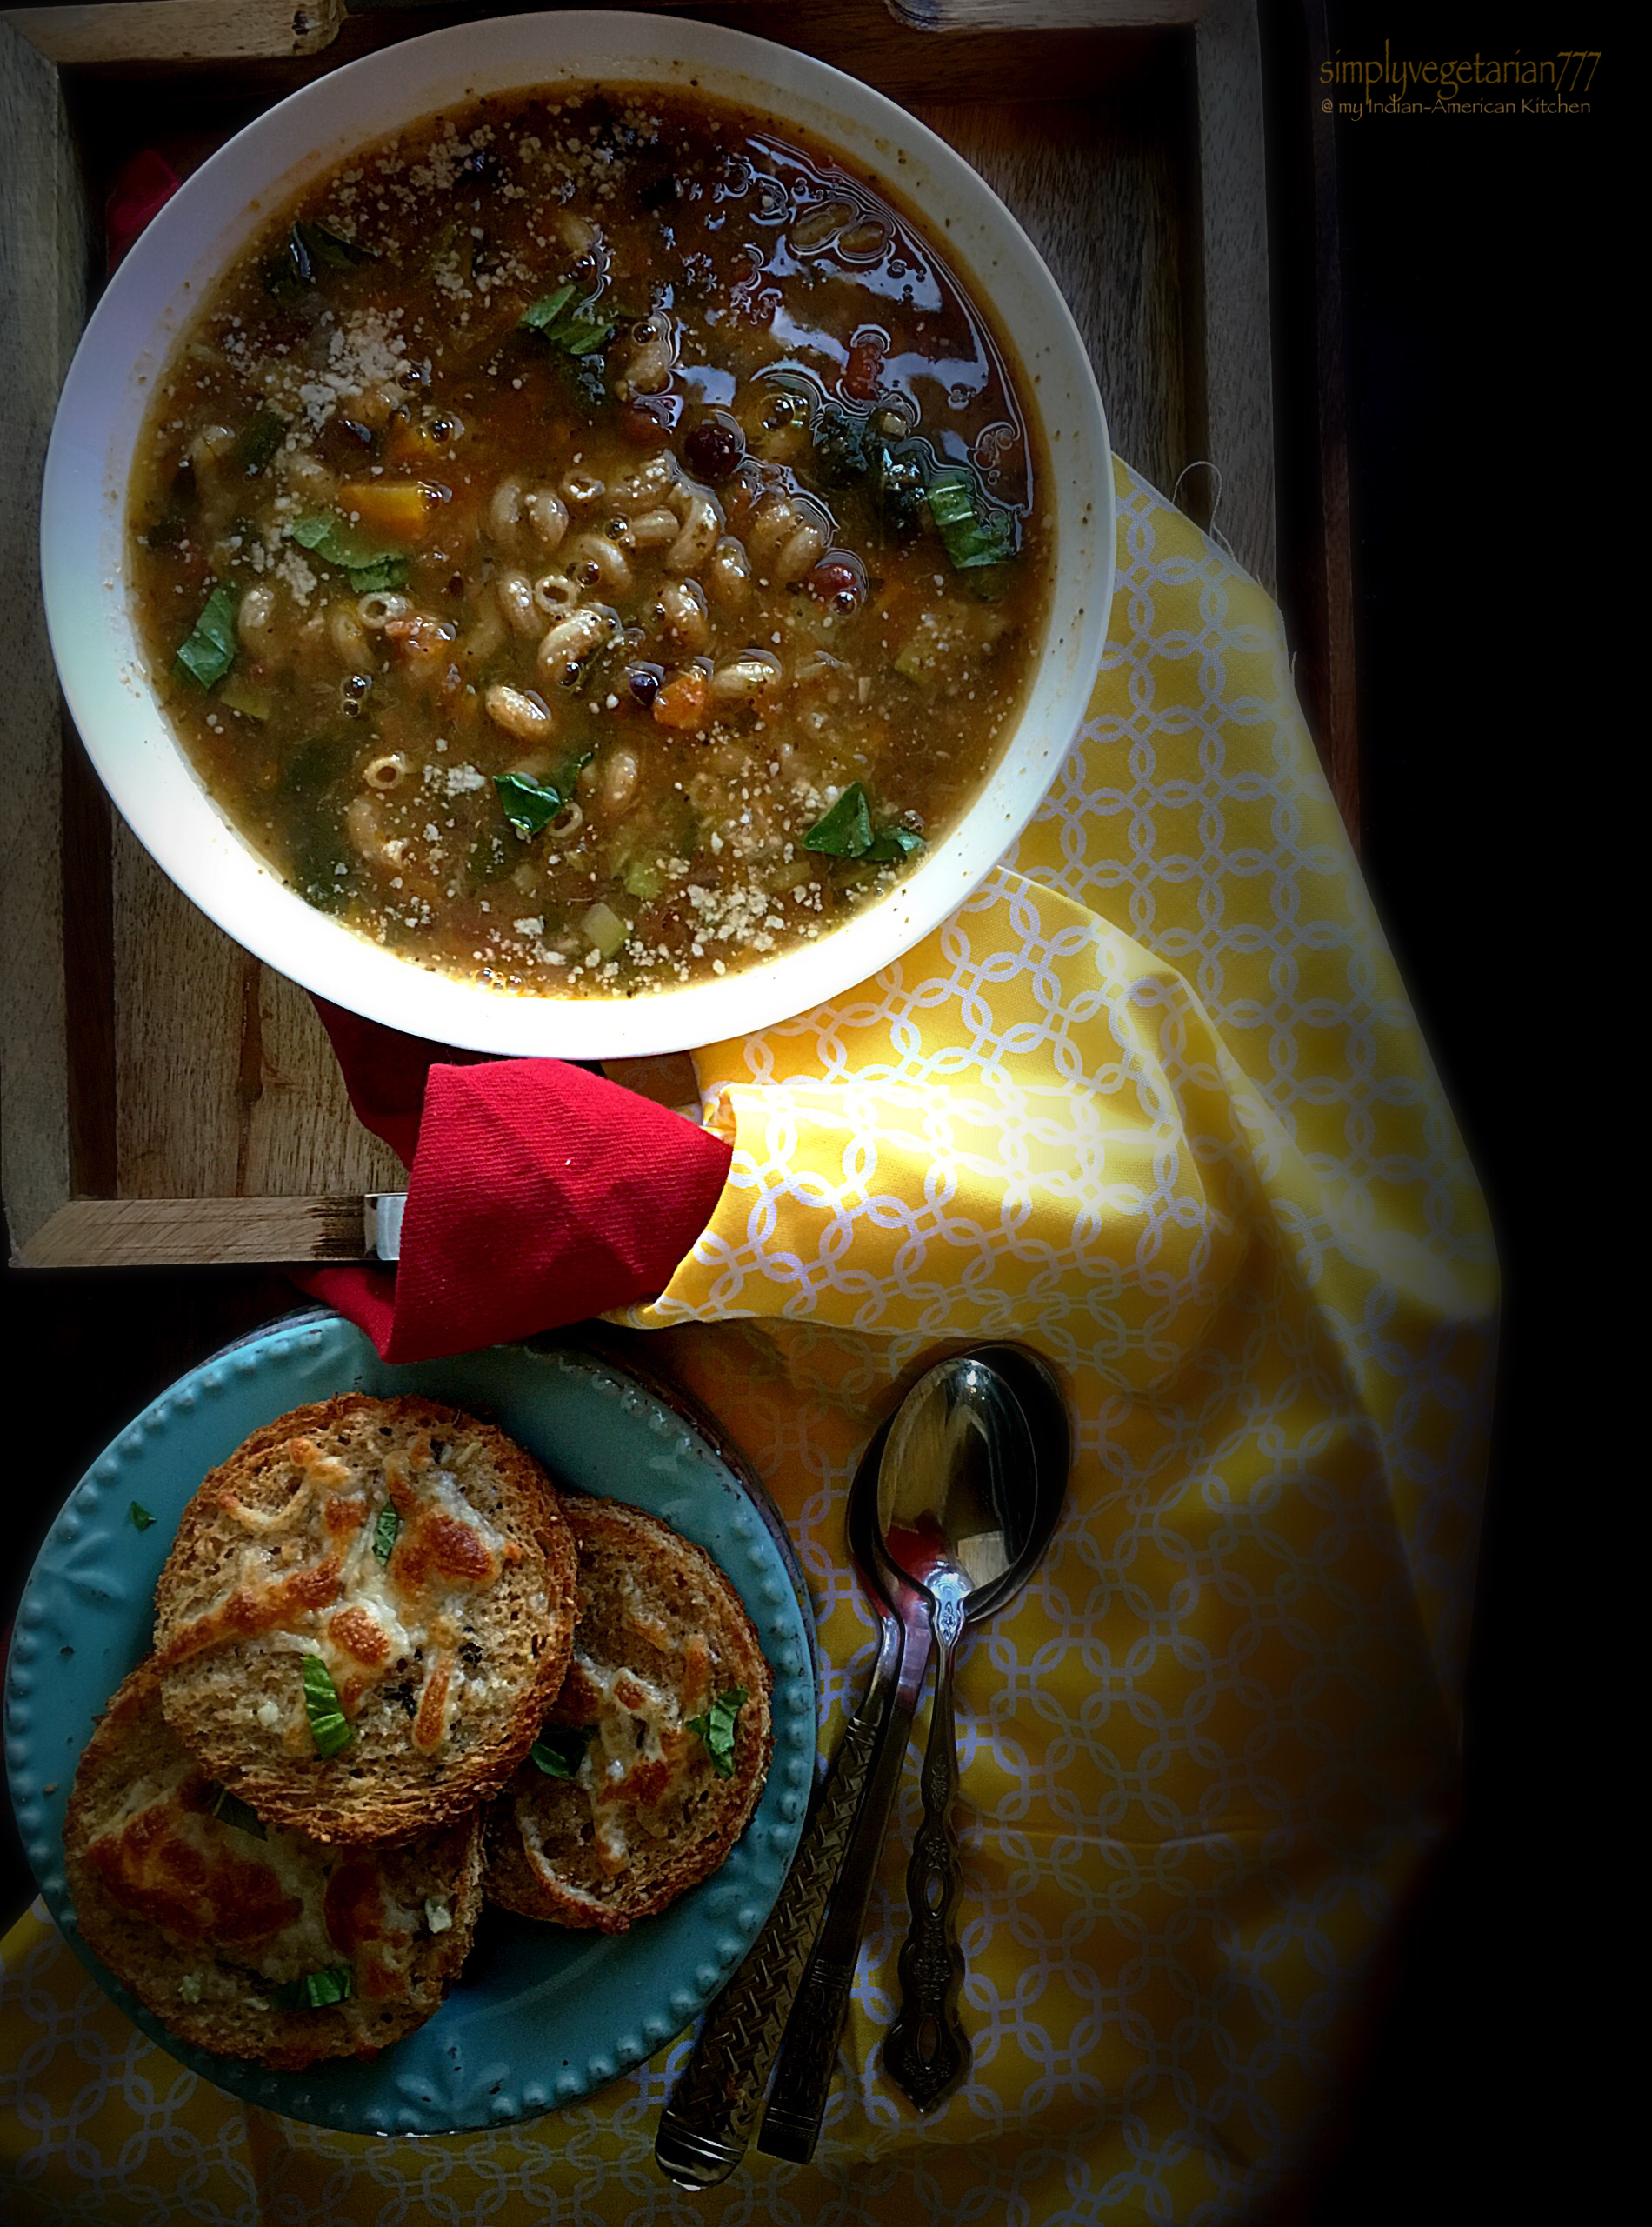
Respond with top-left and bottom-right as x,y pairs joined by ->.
655,1701 -> 886,2188
883,1614 -> 970,2111
759,1606 -> 930,2160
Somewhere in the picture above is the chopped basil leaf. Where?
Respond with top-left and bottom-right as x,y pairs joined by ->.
687,1687 -> 747,1780
530,1724 -> 596,1779
521,283 -> 576,330
298,220 -> 369,272
809,402 -> 875,488
494,750 -> 594,839
802,783 -> 873,857
236,410 -> 287,477
263,264 -> 308,312
865,823 -> 924,863
270,1963 -> 353,2011
561,317 -> 614,359
203,1782 -> 266,1839
374,1504 -> 401,1563
346,554 -> 409,594
521,284 -> 616,357
925,471 -> 1016,571
265,219 -> 370,307
494,771 -> 565,838
290,512 -> 380,567
129,1501 -> 156,1531
288,512 -> 409,594
801,783 -> 924,866
174,584 -> 240,690
302,1655 -> 352,1758
873,440 -> 930,536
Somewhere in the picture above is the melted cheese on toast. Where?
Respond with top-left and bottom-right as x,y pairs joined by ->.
84,1765 -> 431,2003
157,1426 -> 521,1757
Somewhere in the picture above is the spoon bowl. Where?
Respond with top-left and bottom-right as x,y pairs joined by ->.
873,1351 -> 1060,2111
876,1356 -> 1034,1630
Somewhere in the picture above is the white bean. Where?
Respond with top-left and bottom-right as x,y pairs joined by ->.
484,683 -> 556,743
625,343 -> 672,397
238,583 -> 276,650
489,476 -> 523,540
556,209 -> 596,255
621,317 -> 675,397
523,488 -> 569,550
658,578 -> 710,653
566,530 -> 633,597
537,604 -> 615,681
751,496 -> 831,583
666,492 -> 722,576
708,537 -> 752,610
462,596 -> 507,663
709,652 -> 783,703
601,747 -> 640,812
496,570 -> 540,637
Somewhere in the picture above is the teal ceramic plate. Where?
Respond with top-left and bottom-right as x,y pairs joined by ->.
3,1311 -> 817,2136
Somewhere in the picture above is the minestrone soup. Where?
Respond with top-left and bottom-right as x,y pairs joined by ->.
129,87 -> 1053,996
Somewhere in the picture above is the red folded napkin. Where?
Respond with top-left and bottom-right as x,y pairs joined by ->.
106,149 -> 181,271
298,1000 -> 732,1364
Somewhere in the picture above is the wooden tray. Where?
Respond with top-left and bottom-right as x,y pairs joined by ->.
0,0 -> 1350,1269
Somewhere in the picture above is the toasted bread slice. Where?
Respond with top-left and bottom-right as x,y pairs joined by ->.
484,1496 -> 773,1932
152,1394 -> 577,1844
63,1659 -> 483,2070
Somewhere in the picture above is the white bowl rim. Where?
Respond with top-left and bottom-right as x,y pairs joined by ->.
41,7 -> 1115,1060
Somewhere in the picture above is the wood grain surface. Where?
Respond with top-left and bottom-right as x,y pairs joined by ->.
3,1 -> 344,65
0,21 -> 86,1251
1190,0 -> 1275,589
18,1193 -> 370,1267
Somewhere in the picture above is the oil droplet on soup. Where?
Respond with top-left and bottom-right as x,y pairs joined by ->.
128,87 -> 1052,996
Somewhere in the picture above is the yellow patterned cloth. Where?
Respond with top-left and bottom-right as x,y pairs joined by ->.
2,462 -> 1495,2225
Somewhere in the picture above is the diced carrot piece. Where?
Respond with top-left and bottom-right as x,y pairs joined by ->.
338,481 -> 433,543
383,422 -> 442,468
653,667 -> 711,730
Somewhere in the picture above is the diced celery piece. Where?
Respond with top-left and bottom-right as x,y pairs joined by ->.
217,673 -> 271,721
581,901 -> 629,959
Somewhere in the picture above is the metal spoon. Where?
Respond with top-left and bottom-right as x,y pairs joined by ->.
757,1405 -> 931,2161
655,1417 -> 923,2190
759,1342 -> 1069,2157
876,1352 -> 1053,2111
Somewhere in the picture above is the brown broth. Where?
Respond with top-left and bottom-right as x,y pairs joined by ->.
128,87 -> 1053,996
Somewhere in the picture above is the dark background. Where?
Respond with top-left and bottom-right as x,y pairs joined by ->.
1269,3 -> 1598,2219
1,3 -> 1600,2216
